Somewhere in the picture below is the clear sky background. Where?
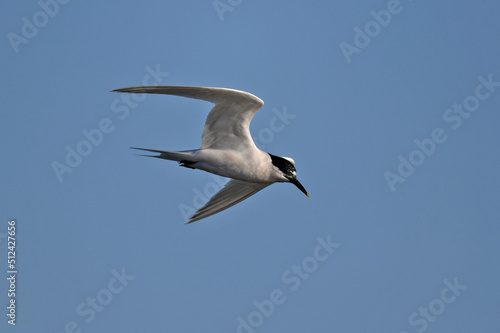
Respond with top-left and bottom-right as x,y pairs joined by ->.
1,1 -> 499,332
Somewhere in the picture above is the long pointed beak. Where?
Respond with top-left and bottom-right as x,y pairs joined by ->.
291,178 -> 310,198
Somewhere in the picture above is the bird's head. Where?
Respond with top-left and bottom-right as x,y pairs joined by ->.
268,153 -> 309,197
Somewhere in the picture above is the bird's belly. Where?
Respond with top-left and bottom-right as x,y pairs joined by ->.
194,149 -> 273,183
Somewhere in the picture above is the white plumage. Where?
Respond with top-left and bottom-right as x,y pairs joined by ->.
112,86 -> 308,223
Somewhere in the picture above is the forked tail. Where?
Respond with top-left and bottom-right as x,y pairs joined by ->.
131,147 -> 198,168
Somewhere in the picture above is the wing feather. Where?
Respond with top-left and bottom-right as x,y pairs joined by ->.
188,179 -> 270,223
112,86 -> 264,150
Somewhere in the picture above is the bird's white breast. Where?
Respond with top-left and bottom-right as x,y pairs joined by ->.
193,148 -> 280,183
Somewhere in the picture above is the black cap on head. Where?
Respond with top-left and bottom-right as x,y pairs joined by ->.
269,154 -> 309,197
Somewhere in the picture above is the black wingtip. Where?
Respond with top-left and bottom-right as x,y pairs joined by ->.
112,88 -> 134,93
186,217 -> 201,224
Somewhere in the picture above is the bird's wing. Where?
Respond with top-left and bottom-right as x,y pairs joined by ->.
112,86 -> 264,150
188,179 -> 271,223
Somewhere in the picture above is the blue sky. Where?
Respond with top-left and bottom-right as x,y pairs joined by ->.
1,1 -> 500,332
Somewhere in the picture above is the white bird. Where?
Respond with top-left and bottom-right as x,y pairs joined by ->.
112,86 -> 309,223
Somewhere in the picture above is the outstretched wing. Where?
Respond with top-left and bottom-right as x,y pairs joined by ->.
112,86 -> 264,150
188,179 -> 270,223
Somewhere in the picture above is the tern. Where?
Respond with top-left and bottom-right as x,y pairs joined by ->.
112,86 -> 309,223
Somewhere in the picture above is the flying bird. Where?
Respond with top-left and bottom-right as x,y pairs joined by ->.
112,86 -> 309,223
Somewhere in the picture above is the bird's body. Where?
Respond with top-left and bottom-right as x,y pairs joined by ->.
137,147 -> 284,183
112,85 -> 308,223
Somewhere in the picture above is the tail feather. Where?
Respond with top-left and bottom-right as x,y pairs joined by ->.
131,147 -> 197,163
